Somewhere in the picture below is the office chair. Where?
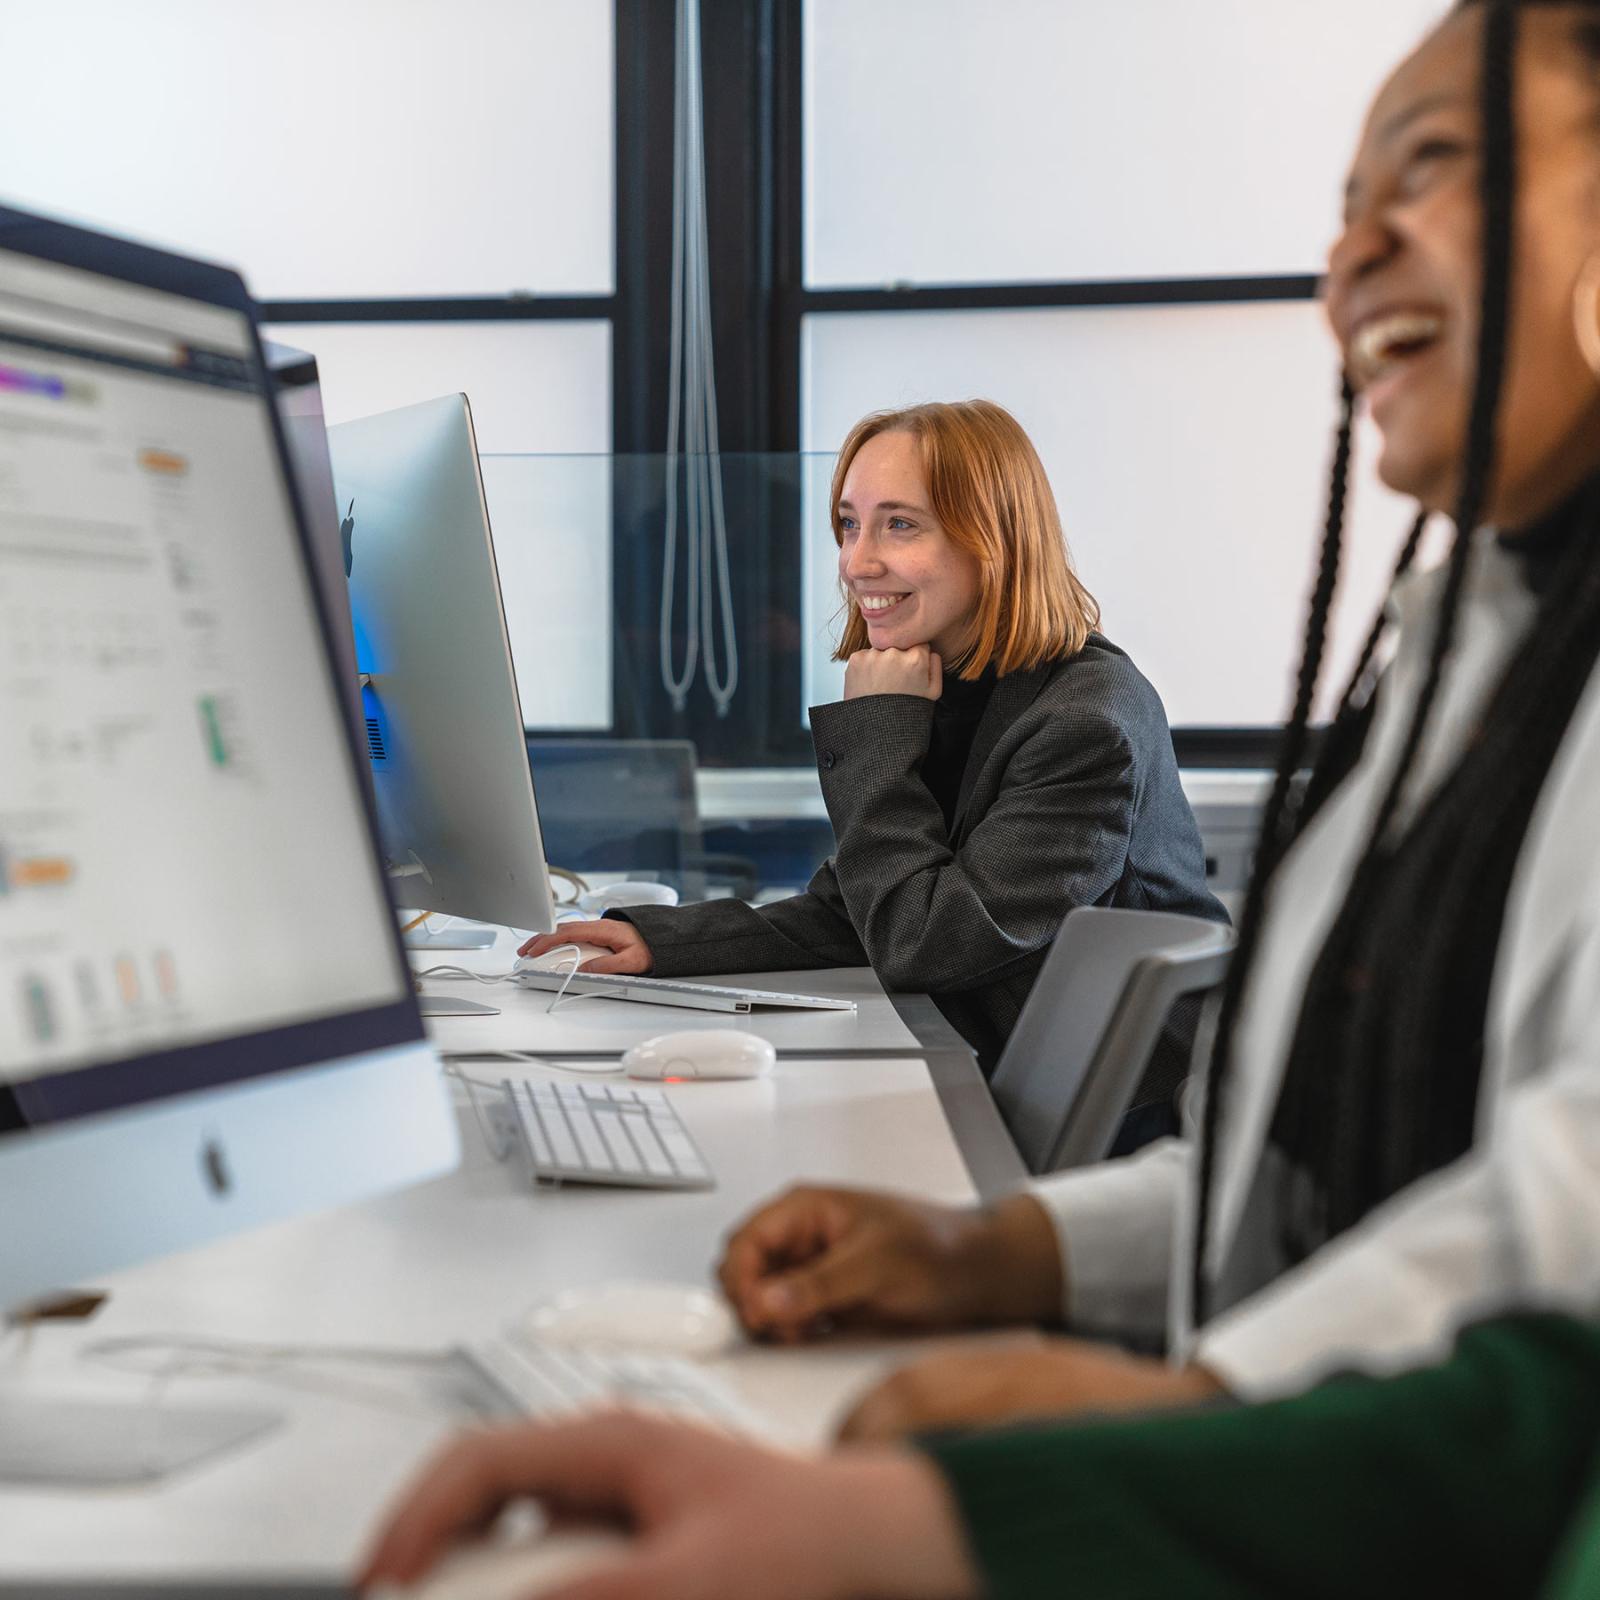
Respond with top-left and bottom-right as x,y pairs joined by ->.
990,907 -> 1236,1176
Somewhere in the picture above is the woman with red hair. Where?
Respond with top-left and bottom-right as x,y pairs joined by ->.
523,398 -> 1222,1104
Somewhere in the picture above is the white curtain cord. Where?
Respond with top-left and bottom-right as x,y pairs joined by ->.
660,0 -> 739,717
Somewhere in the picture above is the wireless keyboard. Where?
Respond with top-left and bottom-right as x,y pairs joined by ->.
458,1335 -> 762,1435
511,969 -> 857,1014
489,1078 -> 715,1190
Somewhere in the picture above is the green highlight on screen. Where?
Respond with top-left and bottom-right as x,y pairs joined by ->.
198,696 -> 228,767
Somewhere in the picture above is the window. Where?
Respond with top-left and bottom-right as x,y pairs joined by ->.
803,302 -> 1426,726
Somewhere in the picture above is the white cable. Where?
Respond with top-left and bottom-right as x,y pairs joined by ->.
659,0 -> 738,718
660,0 -> 699,711
443,1056 -> 623,1082
81,1335 -> 457,1420
686,0 -> 738,716
443,1062 -> 520,1158
414,964 -> 519,984
419,948 -> 630,1024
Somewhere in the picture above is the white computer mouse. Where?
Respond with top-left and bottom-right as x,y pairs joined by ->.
577,881 -> 681,914
520,1280 -> 738,1356
514,942 -> 611,974
622,1029 -> 775,1081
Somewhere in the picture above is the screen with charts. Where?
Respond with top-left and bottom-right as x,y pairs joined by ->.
0,245 -> 409,1102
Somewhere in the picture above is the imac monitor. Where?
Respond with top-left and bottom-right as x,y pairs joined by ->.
263,338 -> 364,748
327,395 -> 556,943
0,205 -> 458,1475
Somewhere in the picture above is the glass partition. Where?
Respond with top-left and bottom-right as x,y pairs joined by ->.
483,452 -> 839,902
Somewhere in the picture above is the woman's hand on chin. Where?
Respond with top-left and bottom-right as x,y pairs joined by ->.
844,645 -> 943,701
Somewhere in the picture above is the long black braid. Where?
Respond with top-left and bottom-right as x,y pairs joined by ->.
1190,375 -> 1363,1321
1192,0 -> 1527,1320
1295,509 -> 1431,830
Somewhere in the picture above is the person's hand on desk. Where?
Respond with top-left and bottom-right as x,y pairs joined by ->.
358,1410 -> 979,1600
836,1339 -> 1227,1444
718,1185 -> 1064,1343
518,920 -> 653,975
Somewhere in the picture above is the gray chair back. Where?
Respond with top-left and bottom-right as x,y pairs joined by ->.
991,906 -> 1235,1175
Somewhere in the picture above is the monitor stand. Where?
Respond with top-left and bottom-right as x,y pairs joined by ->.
404,921 -> 498,951
418,995 -> 500,1018
0,1392 -> 281,1486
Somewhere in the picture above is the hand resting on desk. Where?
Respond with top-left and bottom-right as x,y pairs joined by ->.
518,920 -> 653,975
716,1183 -> 1226,1443
716,1185 -> 1065,1343
359,1410 -> 978,1600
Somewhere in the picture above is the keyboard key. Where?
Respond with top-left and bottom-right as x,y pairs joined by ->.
633,1127 -> 676,1178
569,1113 -> 610,1169
515,1088 -> 556,1167
593,1109 -> 644,1174
541,1103 -> 584,1170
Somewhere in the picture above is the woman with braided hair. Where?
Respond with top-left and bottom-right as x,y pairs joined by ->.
703,0 -> 1600,1410
359,5 -> 1600,1596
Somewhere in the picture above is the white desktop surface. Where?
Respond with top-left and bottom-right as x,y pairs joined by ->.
0,1049 -> 1014,1591
416,932 -> 925,1057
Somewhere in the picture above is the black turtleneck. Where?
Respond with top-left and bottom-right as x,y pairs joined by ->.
1496,473 -> 1600,596
919,666 -> 997,833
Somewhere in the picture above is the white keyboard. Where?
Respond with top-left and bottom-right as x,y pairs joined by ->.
459,1335 -> 761,1435
492,1078 -> 715,1190
511,968 -> 857,1014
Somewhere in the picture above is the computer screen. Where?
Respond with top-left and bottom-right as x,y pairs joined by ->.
264,337 -> 364,748
327,394 -> 556,941
0,211 -> 457,1479
0,241 -> 413,1124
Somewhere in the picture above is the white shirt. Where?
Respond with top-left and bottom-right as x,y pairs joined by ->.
1034,531 -> 1600,1398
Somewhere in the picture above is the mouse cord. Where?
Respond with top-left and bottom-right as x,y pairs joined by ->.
519,946 -> 616,1017
80,1334 -> 456,1420
413,964 -> 518,984
417,946 -> 603,1015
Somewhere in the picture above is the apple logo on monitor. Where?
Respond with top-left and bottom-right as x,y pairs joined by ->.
340,499 -> 356,576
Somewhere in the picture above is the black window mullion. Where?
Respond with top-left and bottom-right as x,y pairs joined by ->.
259,295 -> 615,323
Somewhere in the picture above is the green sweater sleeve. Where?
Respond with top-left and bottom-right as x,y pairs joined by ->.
920,1315 -> 1600,1600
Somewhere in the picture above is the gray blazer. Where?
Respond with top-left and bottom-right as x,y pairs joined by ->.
620,636 -> 1226,1075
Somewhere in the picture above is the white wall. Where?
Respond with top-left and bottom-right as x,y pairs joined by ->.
265,321 -> 611,454
803,304 -> 1437,727
806,0 -> 1448,287
0,0 -> 613,300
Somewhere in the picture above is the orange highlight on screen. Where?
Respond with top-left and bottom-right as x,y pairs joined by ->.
138,448 -> 189,477
14,856 -> 73,888
116,956 -> 142,1007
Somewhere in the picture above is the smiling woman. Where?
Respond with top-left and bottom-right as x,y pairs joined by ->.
830,403 -> 1100,680
521,398 -> 1225,1109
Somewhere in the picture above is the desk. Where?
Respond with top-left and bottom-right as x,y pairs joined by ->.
419,936 -> 1025,1197
0,1023 -> 1029,1593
